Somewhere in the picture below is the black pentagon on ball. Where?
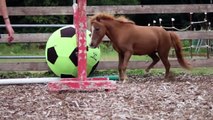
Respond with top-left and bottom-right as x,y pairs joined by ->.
69,47 -> 89,67
60,26 -> 75,37
88,61 -> 99,76
61,74 -> 75,78
47,47 -> 58,64
69,47 -> 78,67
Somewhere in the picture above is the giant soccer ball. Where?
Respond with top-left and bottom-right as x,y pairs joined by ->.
45,25 -> 100,78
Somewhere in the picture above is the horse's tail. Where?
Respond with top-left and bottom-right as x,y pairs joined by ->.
169,32 -> 191,70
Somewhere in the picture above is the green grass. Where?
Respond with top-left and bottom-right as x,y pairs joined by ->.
0,42 -> 211,65
0,43 -> 46,63
0,59 -> 45,63
0,67 -> 212,78
99,43 -> 151,61
0,43 -> 212,78
100,49 -> 151,61
0,43 -> 45,56
150,67 -> 213,76
0,43 -> 151,62
93,67 -> 213,77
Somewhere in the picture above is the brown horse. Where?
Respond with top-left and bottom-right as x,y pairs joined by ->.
89,13 -> 191,81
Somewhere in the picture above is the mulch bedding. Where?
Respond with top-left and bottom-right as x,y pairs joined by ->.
0,74 -> 212,120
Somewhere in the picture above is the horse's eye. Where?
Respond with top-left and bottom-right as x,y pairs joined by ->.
95,28 -> 100,31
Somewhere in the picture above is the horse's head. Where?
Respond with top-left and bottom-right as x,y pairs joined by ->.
89,20 -> 107,48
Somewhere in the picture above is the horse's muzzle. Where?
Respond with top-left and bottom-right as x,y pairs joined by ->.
89,43 -> 96,48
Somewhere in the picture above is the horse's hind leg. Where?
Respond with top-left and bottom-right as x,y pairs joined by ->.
145,52 -> 160,73
158,52 -> 171,78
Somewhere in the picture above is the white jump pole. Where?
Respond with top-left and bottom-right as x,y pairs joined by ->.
0,77 -> 60,85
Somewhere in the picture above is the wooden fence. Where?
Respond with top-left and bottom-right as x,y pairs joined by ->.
0,4 -> 213,71
5,4 -> 213,15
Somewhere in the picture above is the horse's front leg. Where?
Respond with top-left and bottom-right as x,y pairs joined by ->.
118,51 -> 132,82
118,53 -> 124,81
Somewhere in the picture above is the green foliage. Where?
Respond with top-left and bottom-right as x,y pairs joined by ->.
140,0 -> 211,4
7,0 -> 72,33
88,0 -> 140,5
20,16 -> 68,33
182,40 -> 191,47
6,0 -> 211,34
8,0 -> 72,6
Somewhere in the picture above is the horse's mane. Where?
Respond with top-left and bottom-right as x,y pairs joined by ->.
90,13 -> 135,24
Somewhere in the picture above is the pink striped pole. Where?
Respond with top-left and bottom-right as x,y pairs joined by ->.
74,0 -> 87,81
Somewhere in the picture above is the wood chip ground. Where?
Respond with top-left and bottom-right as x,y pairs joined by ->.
0,74 -> 212,120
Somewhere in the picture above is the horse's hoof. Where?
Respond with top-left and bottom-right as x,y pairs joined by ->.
143,72 -> 151,77
122,79 -> 127,83
165,76 -> 175,81
145,68 -> 150,73
165,72 -> 175,81
119,78 -> 128,83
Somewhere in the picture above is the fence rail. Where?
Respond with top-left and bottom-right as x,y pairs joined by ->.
0,59 -> 212,71
4,4 -> 213,16
0,31 -> 212,43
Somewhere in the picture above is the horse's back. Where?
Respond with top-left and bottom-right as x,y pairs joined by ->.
128,25 -> 171,55
144,26 -> 172,50
138,26 -> 169,38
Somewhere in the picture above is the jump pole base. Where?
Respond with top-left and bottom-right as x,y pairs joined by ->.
48,77 -> 117,92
